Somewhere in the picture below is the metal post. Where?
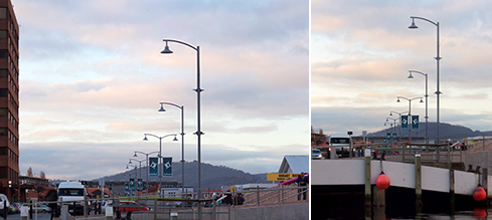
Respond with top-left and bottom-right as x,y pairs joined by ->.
415,154 -> 422,209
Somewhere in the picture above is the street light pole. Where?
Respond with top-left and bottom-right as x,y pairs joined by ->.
409,16 -> 441,146
385,117 -> 399,147
134,151 -> 159,196
161,39 -> 204,204
159,102 -> 186,198
397,96 -> 423,146
389,110 -> 409,141
143,133 -> 178,195
129,158 -> 145,195
408,70 -> 429,145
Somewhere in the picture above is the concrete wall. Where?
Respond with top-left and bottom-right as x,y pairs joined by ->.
312,159 -> 485,196
225,203 -> 308,220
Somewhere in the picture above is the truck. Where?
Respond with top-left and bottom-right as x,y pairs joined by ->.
327,133 -> 353,158
57,182 -> 87,216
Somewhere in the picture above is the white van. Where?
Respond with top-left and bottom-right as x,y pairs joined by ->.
0,194 -> 9,217
57,182 -> 87,215
327,133 -> 353,158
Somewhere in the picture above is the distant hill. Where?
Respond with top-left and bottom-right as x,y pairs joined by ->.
93,161 -> 269,190
367,122 -> 492,139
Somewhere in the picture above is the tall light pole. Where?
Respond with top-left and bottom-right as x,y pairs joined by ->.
159,102 -> 186,198
385,117 -> 399,147
129,158 -> 146,194
408,70 -> 429,145
389,110 -> 409,141
397,96 -> 423,145
134,151 -> 159,196
126,164 -> 137,197
160,39 -> 204,203
409,16 -> 441,146
143,133 -> 178,194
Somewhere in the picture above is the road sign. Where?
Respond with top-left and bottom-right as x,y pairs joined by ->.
162,157 -> 172,177
149,157 -> 158,177
412,115 -> 419,130
267,173 -> 300,182
401,115 -> 409,131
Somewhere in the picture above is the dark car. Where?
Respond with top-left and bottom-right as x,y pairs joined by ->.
118,201 -> 150,212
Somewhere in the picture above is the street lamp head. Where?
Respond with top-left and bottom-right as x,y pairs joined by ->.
158,103 -> 166,112
133,152 -> 137,157
173,136 -> 178,141
420,98 -> 424,103
397,98 -> 401,103
161,41 -> 173,54
143,135 -> 148,141
408,72 -> 414,79
389,112 -> 393,116
409,18 -> 419,29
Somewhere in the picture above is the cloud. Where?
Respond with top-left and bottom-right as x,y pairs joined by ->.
15,0 -> 309,180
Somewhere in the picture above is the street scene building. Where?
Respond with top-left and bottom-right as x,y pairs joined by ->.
0,0 -> 19,203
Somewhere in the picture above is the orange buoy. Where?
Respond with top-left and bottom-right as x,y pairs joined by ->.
376,172 -> 390,190
473,186 -> 487,201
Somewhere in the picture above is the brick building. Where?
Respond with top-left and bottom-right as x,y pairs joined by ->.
0,0 -> 19,202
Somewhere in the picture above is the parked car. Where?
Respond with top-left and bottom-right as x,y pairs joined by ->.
31,204 -> 52,213
118,201 -> 150,212
312,148 -> 322,159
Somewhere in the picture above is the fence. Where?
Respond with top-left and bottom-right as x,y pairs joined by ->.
20,186 -> 308,220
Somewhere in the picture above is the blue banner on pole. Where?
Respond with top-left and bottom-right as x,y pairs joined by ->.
162,157 -> 172,177
129,178 -> 135,190
137,178 -> 143,190
412,115 -> 419,131
401,115 -> 409,131
149,157 -> 159,177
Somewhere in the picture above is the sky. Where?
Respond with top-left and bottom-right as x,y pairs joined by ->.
312,0 -> 492,138
15,0 -> 309,180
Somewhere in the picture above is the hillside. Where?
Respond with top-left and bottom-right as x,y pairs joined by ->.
367,122 -> 492,139
96,161 -> 269,190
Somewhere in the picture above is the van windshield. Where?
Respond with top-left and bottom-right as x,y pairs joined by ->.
58,188 -> 84,196
330,138 -> 350,144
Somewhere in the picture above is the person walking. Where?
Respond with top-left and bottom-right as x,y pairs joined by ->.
296,172 -> 309,200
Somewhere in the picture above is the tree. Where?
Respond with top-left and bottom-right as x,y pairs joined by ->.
40,171 -> 46,179
27,167 -> 33,177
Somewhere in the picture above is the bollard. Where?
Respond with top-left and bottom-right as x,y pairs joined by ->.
29,201 -> 32,220
170,212 -> 178,220
20,206 -> 29,220
105,205 -> 113,220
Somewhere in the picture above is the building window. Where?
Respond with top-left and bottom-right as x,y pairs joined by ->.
0,108 -> 7,116
0,128 -> 7,136
0,167 -> 7,179
0,30 -> 6,39
0,89 -> 7,97
0,50 -> 7,58
0,69 -> 7,77
0,147 -> 6,155
0,8 -> 6,19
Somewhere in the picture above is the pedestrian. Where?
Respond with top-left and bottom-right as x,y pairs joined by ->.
296,172 -> 308,200
222,190 -> 232,205
234,193 -> 245,205
46,189 -> 58,220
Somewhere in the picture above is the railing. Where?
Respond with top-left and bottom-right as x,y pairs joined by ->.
18,186 -> 308,220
